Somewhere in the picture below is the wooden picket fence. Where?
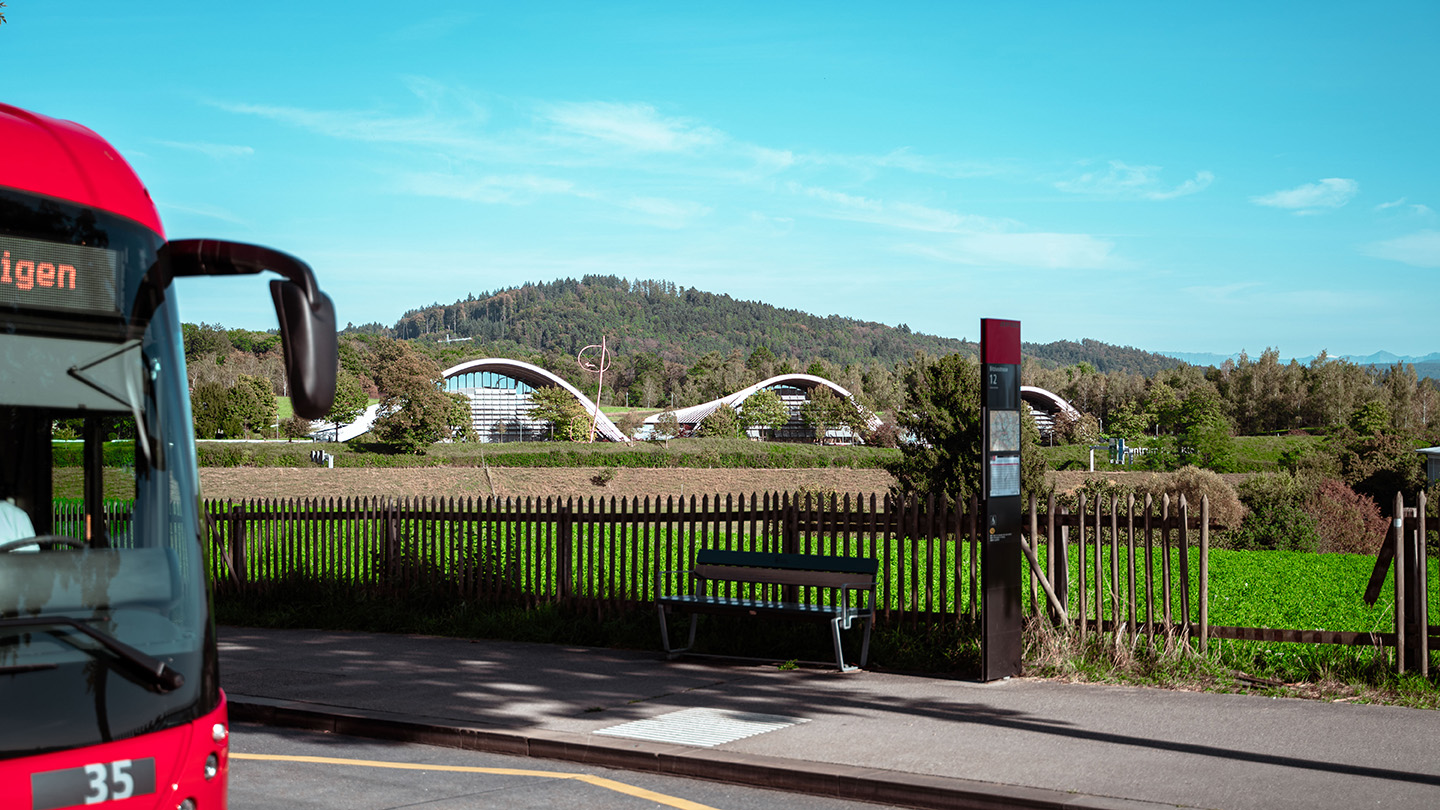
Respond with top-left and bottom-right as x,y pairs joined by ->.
200,491 -> 1232,631
54,489 -> 1431,670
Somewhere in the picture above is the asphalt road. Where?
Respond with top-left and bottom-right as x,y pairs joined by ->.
229,724 -> 903,810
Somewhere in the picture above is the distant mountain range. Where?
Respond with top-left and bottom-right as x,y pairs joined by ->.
1160,350 -> 1440,380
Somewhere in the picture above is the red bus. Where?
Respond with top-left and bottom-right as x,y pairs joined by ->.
0,104 -> 336,809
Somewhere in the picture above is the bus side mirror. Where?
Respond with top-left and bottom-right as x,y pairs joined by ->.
271,280 -> 337,420
159,239 -> 338,419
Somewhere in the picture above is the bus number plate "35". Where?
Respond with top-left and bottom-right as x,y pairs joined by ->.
31,758 -> 157,809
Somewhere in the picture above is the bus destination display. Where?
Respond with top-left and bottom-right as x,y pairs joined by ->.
0,234 -> 118,315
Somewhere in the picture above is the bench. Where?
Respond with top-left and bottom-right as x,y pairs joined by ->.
656,549 -> 877,671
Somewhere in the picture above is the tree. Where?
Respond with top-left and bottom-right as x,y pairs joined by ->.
445,392 -> 477,442
232,374 -> 275,437
800,387 -> 845,443
369,338 -> 454,453
528,387 -> 588,441
326,369 -> 370,439
1173,390 -> 1236,472
653,411 -> 681,444
739,389 -> 789,440
280,416 -> 313,441
191,380 -> 231,439
697,403 -> 742,437
885,354 -> 983,501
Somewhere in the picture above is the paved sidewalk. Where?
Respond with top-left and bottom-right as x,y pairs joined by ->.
219,627 -> 1440,810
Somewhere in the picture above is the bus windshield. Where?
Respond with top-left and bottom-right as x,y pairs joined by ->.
0,188 -> 215,758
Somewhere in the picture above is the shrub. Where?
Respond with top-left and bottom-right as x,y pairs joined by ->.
1140,465 -> 1245,529
864,421 -> 900,448
1063,476 -> 1138,511
1053,410 -> 1102,445
1309,478 -> 1388,554
1228,471 -> 1323,551
696,403 -> 742,438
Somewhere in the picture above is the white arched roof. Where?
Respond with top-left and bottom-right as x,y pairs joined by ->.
646,373 -> 882,431
441,358 -> 629,443
1020,385 -> 1081,419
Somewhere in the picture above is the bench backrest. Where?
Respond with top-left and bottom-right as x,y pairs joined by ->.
692,549 -> 876,589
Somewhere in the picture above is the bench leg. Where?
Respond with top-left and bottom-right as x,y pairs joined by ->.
657,605 -> 699,658
859,617 -> 872,668
831,616 -> 857,672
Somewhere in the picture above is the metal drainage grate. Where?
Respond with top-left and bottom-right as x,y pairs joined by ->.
594,707 -> 808,747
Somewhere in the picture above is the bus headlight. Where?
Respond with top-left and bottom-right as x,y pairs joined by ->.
204,752 -> 219,780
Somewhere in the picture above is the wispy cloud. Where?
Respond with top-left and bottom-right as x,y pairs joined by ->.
903,233 -> 1115,270
399,171 -> 709,229
542,101 -> 721,153
789,182 -> 1012,233
398,172 -> 576,204
154,140 -> 254,160
1055,160 -> 1213,200
1377,197 -> 1433,216
1363,230 -> 1440,268
1252,178 -> 1358,214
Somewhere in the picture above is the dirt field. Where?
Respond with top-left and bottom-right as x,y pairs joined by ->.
59,466 -> 1251,503
196,466 -> 899,502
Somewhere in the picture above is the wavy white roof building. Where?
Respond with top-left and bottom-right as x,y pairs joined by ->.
645,373 -> 881,441
442,358 -> 628,443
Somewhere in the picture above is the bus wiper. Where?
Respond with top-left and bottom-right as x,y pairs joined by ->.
0,617 -> 184,692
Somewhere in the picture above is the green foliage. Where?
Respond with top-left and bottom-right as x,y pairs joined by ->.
1331,428 -> 1426,509
652,411 -> 680,442
1348,400 -> 1391,437
1105,401 -> 1149,439
528,386 -> 590,441
369,338 -> 454,453
326,369 -> 370,433
445,392 -> 478,443
696,403 -> 743,438
191,380 -> 237,439
1174,389 -> 1236,472
886,353 -> 982,501
738,389 -> 789,440
280,416 -> 313,441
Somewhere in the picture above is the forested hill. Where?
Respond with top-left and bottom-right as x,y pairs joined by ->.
385,276 -> 1179,374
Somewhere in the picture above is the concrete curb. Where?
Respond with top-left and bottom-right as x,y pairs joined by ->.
230,696 -> 1184,810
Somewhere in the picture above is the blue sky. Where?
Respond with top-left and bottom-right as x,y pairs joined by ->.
7,3 -> 1439,357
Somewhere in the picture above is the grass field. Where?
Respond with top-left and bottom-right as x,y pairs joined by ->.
1037,434 -> 1324,473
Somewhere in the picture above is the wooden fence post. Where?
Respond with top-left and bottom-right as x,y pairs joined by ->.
231,502 -> 248,591
1419,490 -> 1430,678
1200,495 -> 1209,653
557,501 -> 573,602
1178,495 -> 1191,647
1077,493 -> 1087,639
1395,492 -> 1406,674
1054,500 -> 1068,627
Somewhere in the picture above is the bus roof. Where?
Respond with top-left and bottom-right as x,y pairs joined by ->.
0,103 -> 164,238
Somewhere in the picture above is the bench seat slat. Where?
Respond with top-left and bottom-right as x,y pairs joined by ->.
658,594 -> 867,619
694,549 -> 877,576
692,565 -> 873,590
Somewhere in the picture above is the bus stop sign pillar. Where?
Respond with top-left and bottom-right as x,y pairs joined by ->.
981,318 -> 1023,681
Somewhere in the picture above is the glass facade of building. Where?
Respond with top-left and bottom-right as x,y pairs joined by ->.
444,370 -> 551,443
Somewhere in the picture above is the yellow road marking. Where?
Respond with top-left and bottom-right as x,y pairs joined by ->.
232,752 -> 721,810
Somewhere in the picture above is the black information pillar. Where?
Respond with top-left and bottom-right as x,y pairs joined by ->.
980,318 -> 1023,681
